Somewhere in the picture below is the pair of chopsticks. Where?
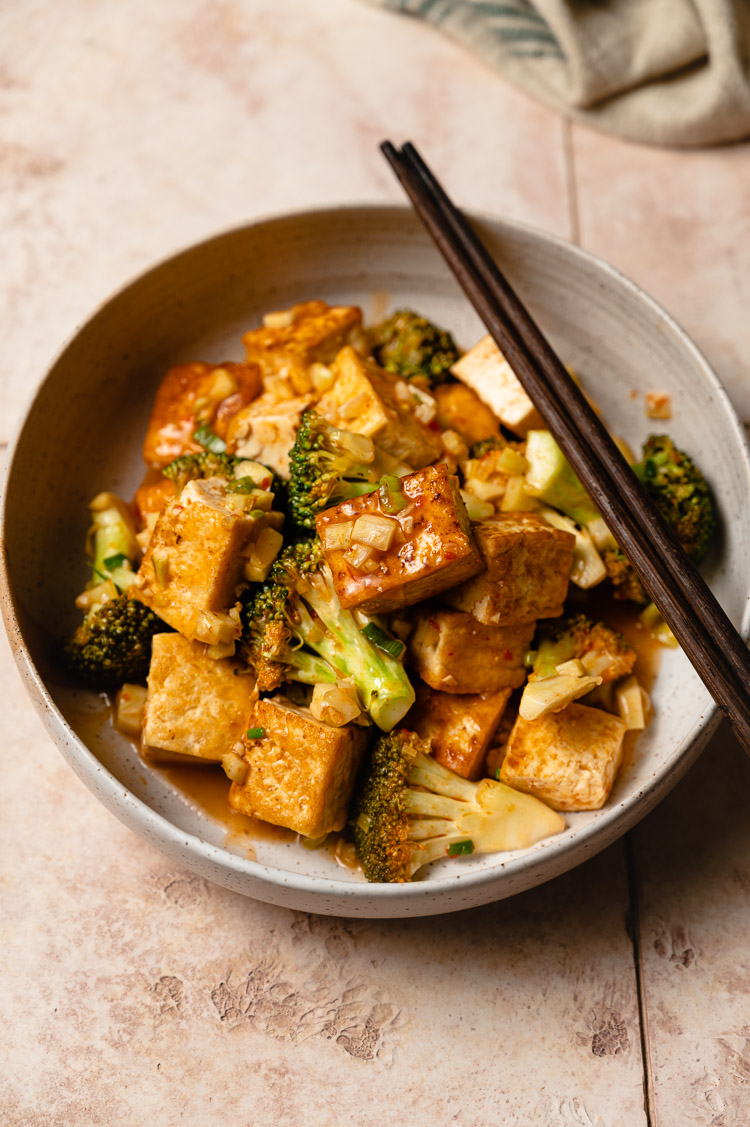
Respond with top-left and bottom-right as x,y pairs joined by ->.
382,140 -> 750,756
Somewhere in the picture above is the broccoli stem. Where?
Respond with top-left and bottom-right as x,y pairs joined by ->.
88,494 -> 140,591
283,648 -> 337,686
292,576 -> 415,731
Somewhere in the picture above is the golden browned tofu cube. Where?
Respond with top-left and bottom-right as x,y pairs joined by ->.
143,361 -> 262,468
407,608 -> 533,693
225,393 -> 314,478
141,633 -> 255,764
133,478 -> 282,642
242,301 -> 364,397
317,346 -> 444,468
228,697 -> 368,837
451,336 -> 543,437
434,382 -> 501,446
406,680 -> 512,779
499,703 -> 627,810
445,512 -> 575,626
316,463 -> 483,614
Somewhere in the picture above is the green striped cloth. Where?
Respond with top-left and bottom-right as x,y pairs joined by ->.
361,0 -> 750,146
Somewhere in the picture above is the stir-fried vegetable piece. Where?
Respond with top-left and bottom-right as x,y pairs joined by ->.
161,450 -> 278,498
633,435 -> 716,562
530,615 -> 636,683
64,594 -> 166,689
87,492 -> 141,591
351,730 -> 565,882
368,309 -> 460,384
239,536 -> 415,731
286,409 -> 382,530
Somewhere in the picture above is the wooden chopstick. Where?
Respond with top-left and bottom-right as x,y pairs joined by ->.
381,139 -> 750,755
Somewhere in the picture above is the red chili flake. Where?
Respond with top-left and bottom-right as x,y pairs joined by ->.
503,649 -> 513,661
428,619 -> 439,631
428,420 -> 440,431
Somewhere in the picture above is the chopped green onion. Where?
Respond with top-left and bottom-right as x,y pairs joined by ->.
226,477 -> 255,494
103,552 -> 129,571
448,840 -> 475,856
523,649 -> 538,669
495,768 -> 501,781
361,621 -> 406,659
247,726 -> 266,740
378,474 -> 408,514
249,508 -> 266,519
193,424 -> 227,454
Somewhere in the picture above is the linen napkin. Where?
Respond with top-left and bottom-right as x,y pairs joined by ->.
362,0 -> 750,146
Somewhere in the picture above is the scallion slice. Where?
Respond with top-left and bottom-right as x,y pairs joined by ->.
448,840 -> 475,857
193,424 -> 227,454
225,477 -> 255,494
247,727 -> 266,740
361,622 -> 406,659
103,552 -> 128,571
378,475 -> 407,514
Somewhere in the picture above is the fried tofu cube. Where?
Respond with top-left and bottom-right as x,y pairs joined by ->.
141,633 -> 255,764
317,463 -> 483,614
317,346 -> 444,468
451,336 -> 543,437
225,393 -> 314,478
434,382 -> 502,446
228,697 -> 368,837
499,703 -> 627,810
408,608 -> 533,693
445,512 -> 575,626
133,478 -> 282,642
143,361 -> 262,467
406,680 -> 512,779
242,301 -> 364,397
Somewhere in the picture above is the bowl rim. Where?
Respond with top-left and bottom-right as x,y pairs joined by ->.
2,201 -> 749,907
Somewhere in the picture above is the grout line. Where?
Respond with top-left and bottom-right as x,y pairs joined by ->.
562,118 -> 581,247
625,832 -> 654,1126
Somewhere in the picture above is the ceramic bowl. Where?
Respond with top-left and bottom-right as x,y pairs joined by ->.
3,205 -> 749,918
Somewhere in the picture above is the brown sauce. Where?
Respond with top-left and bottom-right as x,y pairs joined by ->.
158,762 -> 295,854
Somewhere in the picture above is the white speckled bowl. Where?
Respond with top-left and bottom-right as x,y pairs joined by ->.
2,206 -> 749,917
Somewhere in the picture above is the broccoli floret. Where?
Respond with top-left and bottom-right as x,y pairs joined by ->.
531,614 -> 636,682
369,309 -> 460,384
162,450 -> 278,498
633,435 -> 716,562
64,594 -> 166,689
239,536 -> 415,730
469,437 -> 506,459
286,410 -> 382,530
601,547 -> 649,605
604,436 -> 717,603
351,730 -> 565,882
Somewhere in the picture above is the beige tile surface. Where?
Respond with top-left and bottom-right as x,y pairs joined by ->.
0,0 -> 568,445
571,125 -> 750,422
632,725 -> 750,1124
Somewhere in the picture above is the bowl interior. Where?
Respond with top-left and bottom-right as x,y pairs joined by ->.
3,206 -> 750,913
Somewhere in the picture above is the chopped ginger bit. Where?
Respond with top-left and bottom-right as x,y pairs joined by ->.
646,391 -> 672,419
